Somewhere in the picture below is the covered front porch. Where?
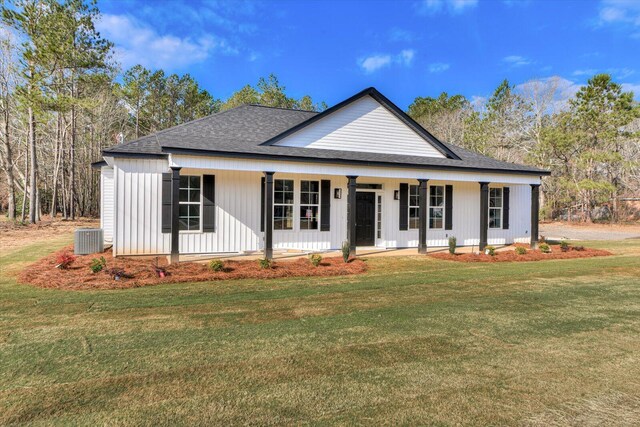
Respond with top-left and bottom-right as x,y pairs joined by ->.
164,154 -> 542,262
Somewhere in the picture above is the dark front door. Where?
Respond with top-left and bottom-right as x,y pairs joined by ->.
355,192 -> 376,246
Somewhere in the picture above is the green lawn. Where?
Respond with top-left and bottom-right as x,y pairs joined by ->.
1,238 -> 640,425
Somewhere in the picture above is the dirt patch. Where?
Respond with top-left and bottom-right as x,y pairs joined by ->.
0,217 -> 98,253
430,245 -> 611,263
18,246 -> 367,290
540,221 -> 640,241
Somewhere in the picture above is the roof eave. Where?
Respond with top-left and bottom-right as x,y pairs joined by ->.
164,147 -> 551,177
101,150 -> 168,159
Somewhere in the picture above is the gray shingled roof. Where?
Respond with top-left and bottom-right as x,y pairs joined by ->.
104,93 -> 549,176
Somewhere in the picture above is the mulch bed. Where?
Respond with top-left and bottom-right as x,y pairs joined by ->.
429,244 -> 611,263
18,246 -> 367,290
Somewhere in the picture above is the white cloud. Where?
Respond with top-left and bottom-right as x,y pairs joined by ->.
389,28 -> 415,42
573,67 -> 635,79
96,14 -> 237,70
573,68 -> 598,76
598,0 -> 640,37
358,49 -> 416,74
621,83 -> 640,97
399,49 -> 415,65
359,55 -> 392,73
502,55 -> 533,67
502,0 -> 531,6
470,95 -> 487,108
516,76 -> 582,112
429,62 -> 450,73
416,0 -> 478,15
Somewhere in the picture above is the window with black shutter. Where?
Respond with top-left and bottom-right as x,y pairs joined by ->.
202,175 -> 215,232
445,185 -> 453,230
502,187 -> 510,230
320,180 -> 331,231
161,173 -> 172,233
399,183 -> 408,230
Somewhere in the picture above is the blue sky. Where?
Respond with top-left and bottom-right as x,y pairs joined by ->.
96,0 -> 640,109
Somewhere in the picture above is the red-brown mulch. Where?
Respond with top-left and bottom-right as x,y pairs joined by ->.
429,244 -> 611,263
18,246 -> 367,290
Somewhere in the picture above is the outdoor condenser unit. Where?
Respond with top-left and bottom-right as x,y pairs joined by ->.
74,228 -> 104,255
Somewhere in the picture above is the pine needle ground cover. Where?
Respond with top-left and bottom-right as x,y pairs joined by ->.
18,246 -> 366,290
1,236 -> 640,425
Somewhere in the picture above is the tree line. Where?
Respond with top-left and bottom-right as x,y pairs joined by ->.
0,0 -> 323,223
407,76 -> 640,221
1,0 -> 638,224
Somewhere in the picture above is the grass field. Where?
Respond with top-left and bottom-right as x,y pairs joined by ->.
1,236 -> 640,425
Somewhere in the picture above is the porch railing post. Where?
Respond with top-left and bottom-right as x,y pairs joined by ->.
264,172 -> 275,260
418,178 -> 429,254
346,176 -> 358,257
479,181 -> 489,252
170,166 -> 182,263
530,183 -> 540,249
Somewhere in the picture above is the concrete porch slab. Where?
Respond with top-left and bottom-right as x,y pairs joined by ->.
180,244 -> 516,263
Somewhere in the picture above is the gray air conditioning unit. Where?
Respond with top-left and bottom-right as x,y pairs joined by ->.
74,228 -> 104,255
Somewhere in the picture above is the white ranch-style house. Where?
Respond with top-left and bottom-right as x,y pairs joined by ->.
93,87 -> 549,261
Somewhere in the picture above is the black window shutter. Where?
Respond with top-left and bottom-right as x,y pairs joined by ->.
202,175 -> 216,232
503,187 -> 510,230
445,185 -> 453,230
260,177 -> 265,232
320,179 -> 331,231
161,172 -> 172,233
399,183 -> 408,231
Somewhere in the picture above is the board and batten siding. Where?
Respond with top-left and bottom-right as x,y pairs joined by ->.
100,166 -> 115,244
114,158 -> 171,256
384,181 -> 531,248
272,96 -> 447,158
111,157 -> 533,256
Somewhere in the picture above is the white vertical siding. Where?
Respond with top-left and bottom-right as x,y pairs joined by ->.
271,174 -> 348,251
272,96 -> 447,158
112,157 -> 533,255
114,158 -> 170,256
178,169 -> 262,254
100,166 -> 114,244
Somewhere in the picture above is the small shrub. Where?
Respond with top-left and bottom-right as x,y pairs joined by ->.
89,256 -> 107,273
341,241 -> 351,263
209,259 -> 224,272
448,236 -> 457,255
258,258 -> 272,269
573,245 -> 585,251
560,240 -> 570,252
55,252 -> 76,269
484,245 -> 496,256
539,243 -> 551,253
309,253 -> 323,267
515,246 -> 527,255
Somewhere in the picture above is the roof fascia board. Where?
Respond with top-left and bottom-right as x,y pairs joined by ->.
164,147 -> 551,176
101,151 -> 168,159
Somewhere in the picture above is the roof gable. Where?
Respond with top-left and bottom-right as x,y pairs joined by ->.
263,87 -> 459,160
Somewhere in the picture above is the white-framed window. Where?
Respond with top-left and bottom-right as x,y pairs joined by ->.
274,179 -> 294,230
489,187 -> 503,229
179,175 -> 201,231
300,180 -> 319,230
429,185 -> 445,229
409,185 -> 419,229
